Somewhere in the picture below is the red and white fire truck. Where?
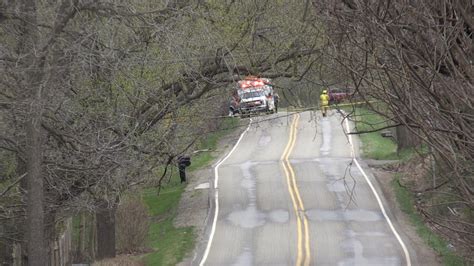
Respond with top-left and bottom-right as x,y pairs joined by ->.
231,76 -> 276,116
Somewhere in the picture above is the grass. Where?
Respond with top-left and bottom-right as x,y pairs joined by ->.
392,176 -> 465,265
142,181 -> 196,265
349,106 -> 465,264
145,219 -> 195,265
350,108 -> 398,159
141,117 -> 240,265
188,153 -> 213,172
345,107 -> 418,161
189,117 -> 239,171
142,186 -> 184,217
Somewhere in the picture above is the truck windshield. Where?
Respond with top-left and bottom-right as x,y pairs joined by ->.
242,91 -> 264,99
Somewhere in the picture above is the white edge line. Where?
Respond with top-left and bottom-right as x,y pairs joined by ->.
342,111 -> 412,266
199,118 -> 253,266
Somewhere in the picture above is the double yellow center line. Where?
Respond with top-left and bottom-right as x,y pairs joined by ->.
281,114 -> 311,266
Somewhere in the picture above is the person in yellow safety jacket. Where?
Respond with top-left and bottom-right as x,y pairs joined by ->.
320,89 -> 330,117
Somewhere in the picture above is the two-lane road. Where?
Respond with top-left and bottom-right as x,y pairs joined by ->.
200,111 -> 413,265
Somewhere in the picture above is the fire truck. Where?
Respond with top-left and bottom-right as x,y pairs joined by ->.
233,77 -> 276,116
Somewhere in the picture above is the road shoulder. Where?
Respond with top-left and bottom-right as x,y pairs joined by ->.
174,119 -> 248,266
368,161 -> 442,266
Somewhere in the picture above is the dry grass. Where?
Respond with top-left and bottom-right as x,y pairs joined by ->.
116,195 -> 150,254
93,255 -> 144,266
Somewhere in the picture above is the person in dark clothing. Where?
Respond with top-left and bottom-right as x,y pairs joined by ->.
178,155 -> 191,183
228,95 -> 240,116
273,92 -> 280,113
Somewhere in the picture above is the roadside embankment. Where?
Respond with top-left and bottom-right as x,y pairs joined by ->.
348,107 -> 466,265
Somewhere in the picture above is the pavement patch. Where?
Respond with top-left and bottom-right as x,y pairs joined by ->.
194,182 -> 210,190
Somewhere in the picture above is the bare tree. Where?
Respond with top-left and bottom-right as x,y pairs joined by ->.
312,0 -> 473,253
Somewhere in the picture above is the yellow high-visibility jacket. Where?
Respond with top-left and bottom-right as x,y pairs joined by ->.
320,93 -> 330,106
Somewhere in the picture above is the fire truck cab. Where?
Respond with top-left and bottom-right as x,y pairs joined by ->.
236,77 -> 275,115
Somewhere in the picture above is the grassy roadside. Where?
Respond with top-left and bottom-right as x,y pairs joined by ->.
346,107 -> 413,160
351,107 -> 464,265
392,176 -> 464,265
141,117 -> 239,265
348,107 -> 398,160
142,185 -> 193,265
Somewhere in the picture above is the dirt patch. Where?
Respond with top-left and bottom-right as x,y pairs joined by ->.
369,163 -> 442,266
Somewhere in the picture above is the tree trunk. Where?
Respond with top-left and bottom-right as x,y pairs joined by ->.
17,157 -> 29,266
80,213 -> 86,256
396,125 -> 420,152
90,213 -> 96,259
25,108 -> 46,266
17,0 -> 47,263
0,224 -> 13,265
44,210 -> 56,265
95,202 -> 116,260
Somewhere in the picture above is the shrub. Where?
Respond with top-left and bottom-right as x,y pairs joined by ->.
116,195 -> 150,254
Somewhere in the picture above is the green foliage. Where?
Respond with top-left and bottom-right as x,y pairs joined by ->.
392,177 -> 466,266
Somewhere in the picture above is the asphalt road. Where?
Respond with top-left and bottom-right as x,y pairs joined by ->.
200,111 -> 414,266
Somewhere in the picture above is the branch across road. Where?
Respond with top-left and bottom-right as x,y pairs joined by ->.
199,112 -> 413,265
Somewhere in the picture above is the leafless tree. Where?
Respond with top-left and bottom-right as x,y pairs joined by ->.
312,0 -> 473,254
